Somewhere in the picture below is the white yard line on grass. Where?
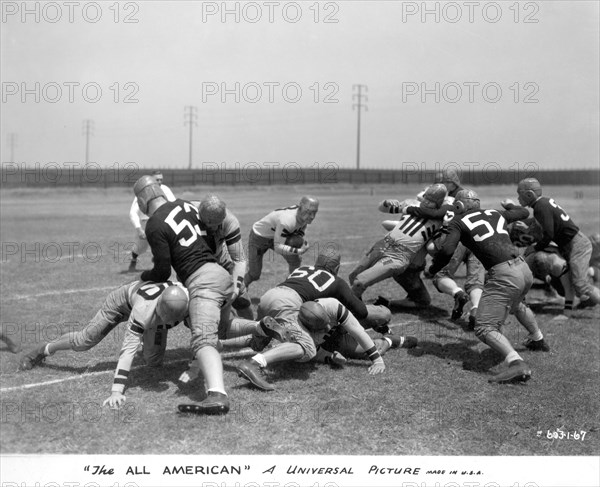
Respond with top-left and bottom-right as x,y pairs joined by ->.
0,349 -> 254,393
11,285 -> 116,300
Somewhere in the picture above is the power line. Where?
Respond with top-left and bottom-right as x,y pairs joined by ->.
6,133 -> 18,163
352,84 -> 368,170
184,106 -> 198,170
82,119 -> 94,164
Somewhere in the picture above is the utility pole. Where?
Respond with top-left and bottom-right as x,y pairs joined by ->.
82,119 -> 94,164
352,84 -> 368,170
6,133 -> 17,162
184,106 -> 198,169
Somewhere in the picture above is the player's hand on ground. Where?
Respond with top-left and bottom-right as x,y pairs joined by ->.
501,198 -> 516,209
103,392 -> 126,409
137,228 -> 146,240
368,361 -> 386,375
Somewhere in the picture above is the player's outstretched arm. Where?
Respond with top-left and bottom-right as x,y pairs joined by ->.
378,199 -> 403,214
103,324 -> 143,409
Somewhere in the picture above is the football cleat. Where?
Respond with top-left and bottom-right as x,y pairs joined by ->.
178,391 -> 230,415
577,298 -> 597,310
237,360 -> 275,391
467,313 -> 477,331
451,291 -> 469,321
488,360 -> 531,384
400,336 -> 419,349
372,295 -> 391,308
523,338 -> 550,352
259,316 -> 292,342
324,351 -> 347,369
20,344 -> 47,370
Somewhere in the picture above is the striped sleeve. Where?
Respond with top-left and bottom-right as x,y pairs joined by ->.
111,323 -> 143,394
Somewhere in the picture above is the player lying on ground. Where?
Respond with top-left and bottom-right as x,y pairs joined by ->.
428,190 -> 550,384
20,281 -> 188,375
234,251 -> 393,391
300,298 -> 418,369
349,184 -> 447,299
235,297 -> 417,391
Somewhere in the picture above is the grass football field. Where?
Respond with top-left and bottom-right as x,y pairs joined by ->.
1,183 -> 598,455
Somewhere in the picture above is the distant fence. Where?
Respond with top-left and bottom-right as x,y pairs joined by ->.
1,163 -> 598,189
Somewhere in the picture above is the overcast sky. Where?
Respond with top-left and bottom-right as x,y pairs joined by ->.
1,1 -> 599,171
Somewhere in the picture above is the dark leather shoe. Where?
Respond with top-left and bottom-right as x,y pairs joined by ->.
178,391 -> 230,415
488,360 -> 531,384
237,360 -> 275,391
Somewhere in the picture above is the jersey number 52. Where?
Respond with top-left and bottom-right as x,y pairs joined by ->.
463,210 -> 509,242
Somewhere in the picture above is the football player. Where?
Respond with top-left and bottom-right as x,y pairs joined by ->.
517,178 -> 600,311
101,285 -> 189,409
509,218 -> 573,303
243,196 -> 318,289
20,280 -> 188,373
127,171 -> 176,272
193,194 -> 254,323
299,298 -> 418,373
386,174 -> 484,327
235,251 -> 392,391
428,190 -> 549,384
134,176 -> 244,416
348,184 -> 447,299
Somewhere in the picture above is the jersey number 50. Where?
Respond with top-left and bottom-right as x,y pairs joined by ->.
288,267 -> 335,292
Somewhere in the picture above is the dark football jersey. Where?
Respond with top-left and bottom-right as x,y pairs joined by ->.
141,199 -> 216,284
431,206 -> 529,272
531,197 -> 579,251
279,265 -> 368,319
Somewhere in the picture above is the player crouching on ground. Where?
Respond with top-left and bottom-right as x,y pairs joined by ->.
20,281 -> 189,405
299,298 -> 418,373
103,285 -> 188,409
517,178 -> 600,312
428,190 -> 550,384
